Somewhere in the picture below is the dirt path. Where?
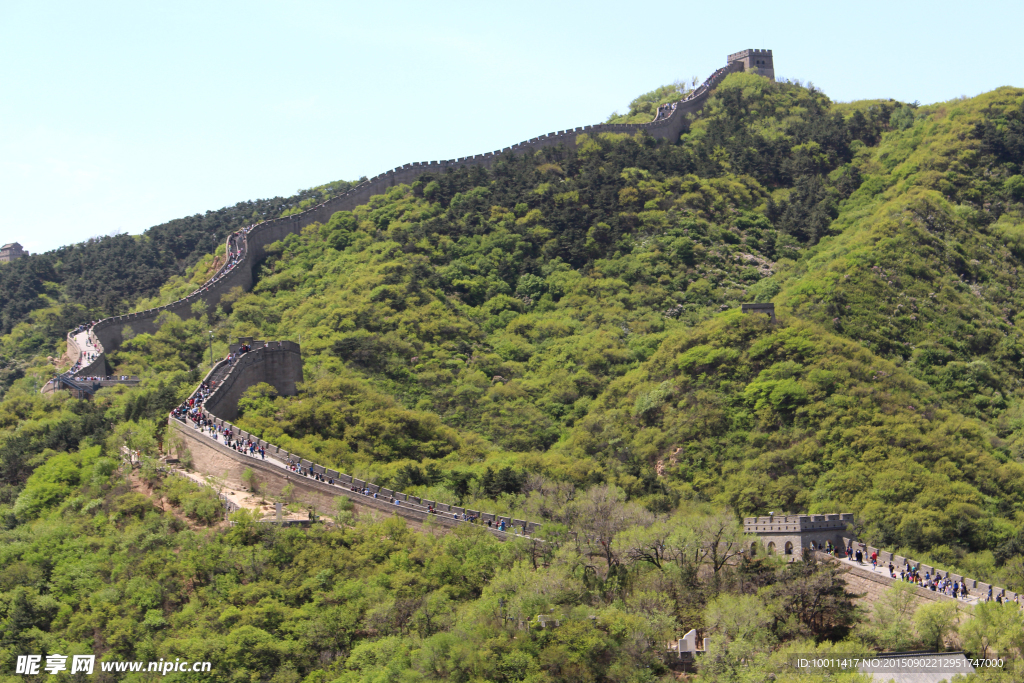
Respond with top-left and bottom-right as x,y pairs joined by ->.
168,466 -> 309,522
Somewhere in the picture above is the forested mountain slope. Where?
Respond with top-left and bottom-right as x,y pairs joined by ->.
0,179 -> 355,350
769,87 -> 1024,425
1,72 -> 1024,682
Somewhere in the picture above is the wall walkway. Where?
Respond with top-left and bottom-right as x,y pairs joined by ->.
50,55 -> 754,535
169,342 -> 540,540
838,537 -> 1020,606
49,57 -> 743,398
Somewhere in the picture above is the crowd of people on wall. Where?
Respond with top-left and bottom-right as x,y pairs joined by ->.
291,462 -> 332,484
73,375 -> 135,382
171,381 -> 214,429
169,344 -> 537,538
228,435 -> 265,459
339,485 -> 526,533
193,226 -> 253,298
830,542 -> 1022,606
64,324 -> 101,377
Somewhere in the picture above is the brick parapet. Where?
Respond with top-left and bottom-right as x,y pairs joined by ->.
839,537 -> 1018,604
56,54 -> 756,387
744,513 -> 854,533
176,343 -> 542,538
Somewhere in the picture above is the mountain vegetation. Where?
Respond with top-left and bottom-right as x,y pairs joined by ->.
1,72 -> 1023,681
0,180 -> 356,338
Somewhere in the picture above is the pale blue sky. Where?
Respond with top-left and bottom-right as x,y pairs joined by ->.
2,0 -> 1021,254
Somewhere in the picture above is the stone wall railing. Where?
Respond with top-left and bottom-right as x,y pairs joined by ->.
174,343 -> 541,538
842,536 -> 1019,604
52,58 -> 746,397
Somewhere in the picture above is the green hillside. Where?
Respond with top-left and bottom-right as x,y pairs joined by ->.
0,179 -> 356,394
1,73 -> 1024,681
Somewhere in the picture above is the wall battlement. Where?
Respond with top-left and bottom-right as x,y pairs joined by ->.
745,513 -> 854,558
744,513 -> 853,533
727,49 -> 775,81
172,342 -> 541,539
52,51 -> 767,396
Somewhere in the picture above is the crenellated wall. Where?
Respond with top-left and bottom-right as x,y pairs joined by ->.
53,53 -> 765,538
841,536 -> 1019,604
202,341 -> 303,420
58,55 -> 753,380
745,513 -> 854,557
171,342 -> 540,539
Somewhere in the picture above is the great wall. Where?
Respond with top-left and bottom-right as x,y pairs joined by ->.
40,46 -> 1024,617
745,514 -> 1022,611
169,339 -> 542,539
43,50 -> 775,537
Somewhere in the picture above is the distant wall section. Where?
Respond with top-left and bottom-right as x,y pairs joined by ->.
68,52 -> 764,363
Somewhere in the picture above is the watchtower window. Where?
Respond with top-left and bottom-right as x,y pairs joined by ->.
784,541 -> 794,555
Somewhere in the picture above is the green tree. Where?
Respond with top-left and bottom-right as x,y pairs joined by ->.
913,601 -> 958,652
863,582 -> 919,651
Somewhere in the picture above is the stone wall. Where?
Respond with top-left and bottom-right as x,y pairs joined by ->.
169,418 -> 505,538
64,55 -> 757,369
841,537 -> 1019,603
72,343 -> 110,377
64,333 -> 80,366
173,342 -> 539,538
90,231 -> 250,351
817,552 -> 967,609
203,342 -> 302,421
746,513 -> 853,558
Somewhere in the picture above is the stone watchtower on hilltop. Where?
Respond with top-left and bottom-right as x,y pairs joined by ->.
0,242 -> 27,263
727,49 -> 775,81
744,513 -> 854,558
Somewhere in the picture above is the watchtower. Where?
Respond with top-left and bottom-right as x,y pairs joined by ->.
744,513 -> 854,560
727,49 -> 775,81
0,242 -> 27,263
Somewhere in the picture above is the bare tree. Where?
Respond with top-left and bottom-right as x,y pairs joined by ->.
661,508 -> 750,591
575,485 -> 654,570
696,509 -> 749,590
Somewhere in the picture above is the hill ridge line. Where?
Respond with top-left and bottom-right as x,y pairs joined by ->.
46,60 -> 739,394
43,58 -> 744,533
